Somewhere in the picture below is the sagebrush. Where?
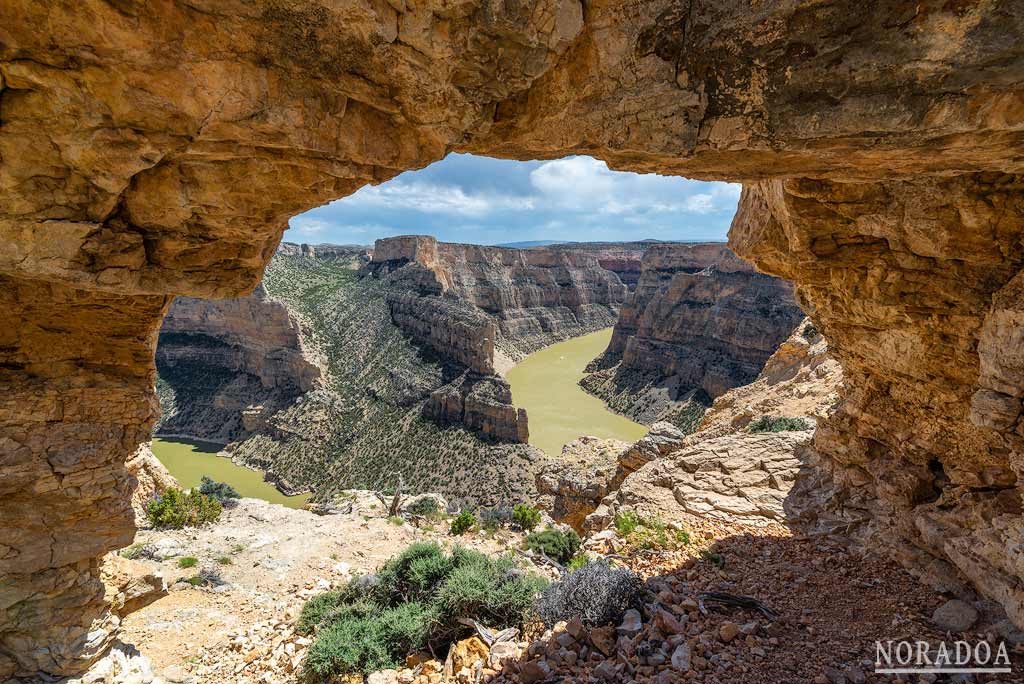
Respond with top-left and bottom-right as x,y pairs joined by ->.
147,488 -> 222,529
536,560 -> 643,627
198,476 -> 240,503
299,543 -> 545,678
748,415 -> 810,433
512,503 -> 541,531
525,527 -> 581,565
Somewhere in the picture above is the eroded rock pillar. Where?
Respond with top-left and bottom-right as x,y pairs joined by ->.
0,276 -> 168,679
731,174 -> 1024,625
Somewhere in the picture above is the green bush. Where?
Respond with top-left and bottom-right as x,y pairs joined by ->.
300,543 -> 545,679
147,488 -> 222,529
198,476 -> 240,503
512,504 -> 541,532
567,553 -> 589,571
613,510 -> 642,536
525,528 -> 581,565
177,556 -> 198,569
406,496 -> 442,519
748,415 -> 810,433
800,322 -> 819,340
449,511 -> 476,536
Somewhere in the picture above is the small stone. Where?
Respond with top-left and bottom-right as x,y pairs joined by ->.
655,608 -> 686,635
565,617 -> 586,641
719,622 -> 740,643
590,625 -> 616,656
671,643 -> 691,672
594,660 -> 619,680
618,608 -> 643,635
518,660 -> 551,683
932,599 -> 979,632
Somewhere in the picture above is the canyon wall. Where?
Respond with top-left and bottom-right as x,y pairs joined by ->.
155,283 -> 321,443
366,235 -> 631,361
2,0 -> 1023,677
582,243 -> 804,428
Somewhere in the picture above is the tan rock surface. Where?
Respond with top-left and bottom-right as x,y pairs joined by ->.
731,175 -> 1024,627
696,320 -> 844,439
2,0 -> 1024,676
125,444 -> 179,528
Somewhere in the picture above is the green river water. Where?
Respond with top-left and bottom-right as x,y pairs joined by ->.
151,437 -> 311,509
507,328 -> 649,457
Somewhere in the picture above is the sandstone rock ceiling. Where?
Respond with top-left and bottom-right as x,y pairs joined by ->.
1,0 -> 1023,678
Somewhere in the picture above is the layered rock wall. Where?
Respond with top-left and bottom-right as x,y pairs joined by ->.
155,284 -> 321,442
423,374 -> 529,444
367,235 -> 630,361
731,175 -> 1024,626
582,244 -> 804,427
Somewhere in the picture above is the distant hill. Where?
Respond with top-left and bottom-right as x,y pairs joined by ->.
494,240 -> 568,248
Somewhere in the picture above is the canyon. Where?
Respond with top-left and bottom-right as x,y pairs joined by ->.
582,243 -> 805,429
1,0 -> 1023,679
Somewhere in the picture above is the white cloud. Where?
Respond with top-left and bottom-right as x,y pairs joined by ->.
290,217 -> 328,236
342,180 -> 534,217
530,156 -> 740,216
529,157 -> 618,208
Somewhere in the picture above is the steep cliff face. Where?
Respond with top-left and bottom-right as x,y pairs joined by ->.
366,235 -> 630,362
3,0 -> 1023,676
582,243 -> 804,429
155,283 -> 321,443
731,175 -> 1024,627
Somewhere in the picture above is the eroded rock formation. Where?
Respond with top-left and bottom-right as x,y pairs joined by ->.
366,235 -> 631,362
156,283 -> 321,442
125,444 -> 178,527
582,243 -> 804,428
2,0 -> 1023,676
584,326 -> 842,532
731,176 -> 1024,626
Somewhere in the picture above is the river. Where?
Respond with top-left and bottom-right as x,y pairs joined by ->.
506,328 -> 648,457
151,437 -> 311,509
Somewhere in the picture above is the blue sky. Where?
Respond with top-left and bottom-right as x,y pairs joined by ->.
287,154 -> 740,246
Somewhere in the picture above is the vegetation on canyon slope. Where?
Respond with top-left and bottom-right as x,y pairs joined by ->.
171,254 -> 547,508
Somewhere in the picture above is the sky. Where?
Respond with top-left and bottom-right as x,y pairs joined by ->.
286,154 -> 740,246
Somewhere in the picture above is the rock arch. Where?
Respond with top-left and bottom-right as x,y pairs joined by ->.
1,0 -> 1022,677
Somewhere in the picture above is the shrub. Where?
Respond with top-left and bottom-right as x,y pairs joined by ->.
217,556 -> 233,565
198,476 -> 240,504
147,488 -> 222,529
613,510 -> 642,536
512,504 -> 541,532
480,507 -> 512,532
800,322 -> 819,340
300,543 -> 545,679
626,518 -> 691,552
525,528 -> 581,565
748,415 -> 810,433
449,511 -> 476,536
536,560 -> 643,627
406,496 -> 442,519
177,556 -> 198,569
567,553 -> 589,571
119,543 -> 145,560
